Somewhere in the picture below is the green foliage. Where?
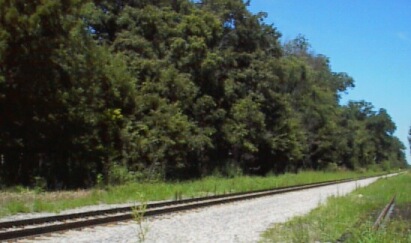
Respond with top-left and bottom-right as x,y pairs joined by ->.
108,163 -> 135,186
324,162 -> 340,172
0,0 -> 406,187
96,174 -> 104,189
220,161 -> 243,178
0,0 -> 138,187
409,126 -> 411,156
33,177 -> 47,193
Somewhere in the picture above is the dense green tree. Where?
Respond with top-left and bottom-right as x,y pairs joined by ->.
0,0 -> 137,187
409,126 -> 411,156
337,102 -> 407,169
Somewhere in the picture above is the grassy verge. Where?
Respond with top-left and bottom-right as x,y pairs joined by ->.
0,170 -> 388,218
260,171 -> 411,243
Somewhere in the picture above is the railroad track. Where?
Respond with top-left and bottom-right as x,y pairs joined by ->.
337,193 -> 397,242
0,174 -> 389,241
373,194 -> 396,230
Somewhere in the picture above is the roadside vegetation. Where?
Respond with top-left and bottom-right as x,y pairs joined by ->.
260,171 -> 411,243
0,170 -> 389,218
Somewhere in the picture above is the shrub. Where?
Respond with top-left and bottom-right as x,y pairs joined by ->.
108,163 -> 135,185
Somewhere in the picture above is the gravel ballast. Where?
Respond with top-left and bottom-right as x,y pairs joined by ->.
19,176 -> 390,243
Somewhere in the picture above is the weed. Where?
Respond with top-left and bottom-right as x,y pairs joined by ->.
33,176 -> 47,193
174,191 -> 183,201
291,218 -> 310,243
132,194 -> 149,243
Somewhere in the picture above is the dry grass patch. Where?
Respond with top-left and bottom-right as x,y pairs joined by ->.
0,190 -> 93,202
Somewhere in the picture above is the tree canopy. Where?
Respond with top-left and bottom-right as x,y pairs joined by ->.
0,0 -> 407,188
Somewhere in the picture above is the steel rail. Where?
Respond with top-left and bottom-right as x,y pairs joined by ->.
372,194 -> 396,230
0,173 -> 390,241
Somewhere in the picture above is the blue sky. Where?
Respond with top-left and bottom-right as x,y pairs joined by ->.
248,0 -> 411,164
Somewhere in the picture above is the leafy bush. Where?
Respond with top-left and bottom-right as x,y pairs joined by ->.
324,162 -> 339,172
33,176 -> 47,192
224,161 -> 243,178
108,163 -> 135,185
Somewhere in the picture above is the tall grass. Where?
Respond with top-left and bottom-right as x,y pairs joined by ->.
261,172 -> 411,243
0,170 -> 386,218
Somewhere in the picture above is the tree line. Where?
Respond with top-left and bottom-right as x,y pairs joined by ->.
0,0 -> 407,188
